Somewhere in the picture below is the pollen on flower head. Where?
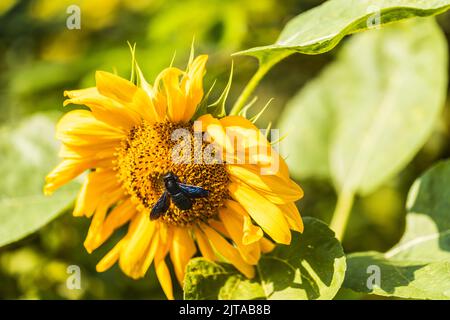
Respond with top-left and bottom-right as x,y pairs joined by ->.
115,120 -> 229,226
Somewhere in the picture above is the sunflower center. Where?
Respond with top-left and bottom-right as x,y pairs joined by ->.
116,120 -> 229,226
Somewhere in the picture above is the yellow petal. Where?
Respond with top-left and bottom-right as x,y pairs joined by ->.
208,219 -> 229,237
224,200 -> 263,245
227,164 -> 303,204
229,181 -> 291,245
155,257 -> 174,300
279,202 -> 304,233
63,87 -> 97,99
181,55 -> 208,121
64,87 -> 139,130
133,87 -> 163,123
59,142 -> 117,161
197,114 -> 234,155
259,237 -> 276,253
91,198 -> 137,249
219,116 -> 288,173
245,147 -> 290,178
84,198 -> 109,253
158,222 -> 174,249
154,230 -> 175,300
96,238 -> 127,272
201,224 -> 254,278
220,115 -> 258,129
220,115 -> 262,144
138,231 -> 161,277
170,227 -> 197,285
154,67 -> 186,123
44,159 -> 91,195
57,144 -> 115,171
194,227 -> 216,261
113,222 -> 160,280
73,169 -> 122,217
96,71 -> 162,123
220,115 -> 267,156
219,206 -> 261,265
119,212 -> 157,279
96,71 -> 138,102
243,215 -> 264,245
102,199 -> 137,236
56,109 -> 125,146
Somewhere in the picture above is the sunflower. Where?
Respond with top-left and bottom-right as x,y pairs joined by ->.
44,52 -> 304,299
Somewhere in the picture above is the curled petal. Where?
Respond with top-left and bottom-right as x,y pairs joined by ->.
229,181 -> 291,245
201,224 -> 255,278
219,204 -> 261,265
224,200 -> 263,245
279,202 -> 304,233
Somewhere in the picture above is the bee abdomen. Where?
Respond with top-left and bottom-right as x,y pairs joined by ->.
171,192 -> 193,210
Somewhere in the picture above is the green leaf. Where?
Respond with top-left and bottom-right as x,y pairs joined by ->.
183,258 -> 266,300
278,18 -> 448,194
184,217 -> 346,300
236,0 -> 450,63
344,160 -> 450,299
0,114 -> 79,248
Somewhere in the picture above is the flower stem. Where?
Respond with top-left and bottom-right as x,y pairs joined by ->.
229,52 -> 291,116
329,189 -> 355,241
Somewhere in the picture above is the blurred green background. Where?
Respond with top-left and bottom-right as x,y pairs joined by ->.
0,0 -> 449,299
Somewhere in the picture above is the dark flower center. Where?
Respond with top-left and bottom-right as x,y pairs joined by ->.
116,120 -> 229,226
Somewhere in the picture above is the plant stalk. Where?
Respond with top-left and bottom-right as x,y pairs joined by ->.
329,189 -> 355,241
229,52 -> 291,116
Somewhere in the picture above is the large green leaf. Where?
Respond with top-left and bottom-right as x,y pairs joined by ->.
236,0 -> 450,64
0,114 -> 79,247
344,160 -> 450,299
279,18 -> 448,194
184,217 -> 346,300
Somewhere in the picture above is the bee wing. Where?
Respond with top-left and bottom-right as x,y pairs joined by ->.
150,191 -> 170,220
178,183 -> 209,198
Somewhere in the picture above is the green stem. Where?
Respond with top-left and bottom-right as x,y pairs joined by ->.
229,52 -> 291,116
329,189 -> 355,241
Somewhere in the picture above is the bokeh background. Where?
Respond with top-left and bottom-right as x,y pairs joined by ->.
0,0 -> 449,299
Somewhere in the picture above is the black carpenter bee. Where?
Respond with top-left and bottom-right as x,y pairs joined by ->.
150,172 -> 209,220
